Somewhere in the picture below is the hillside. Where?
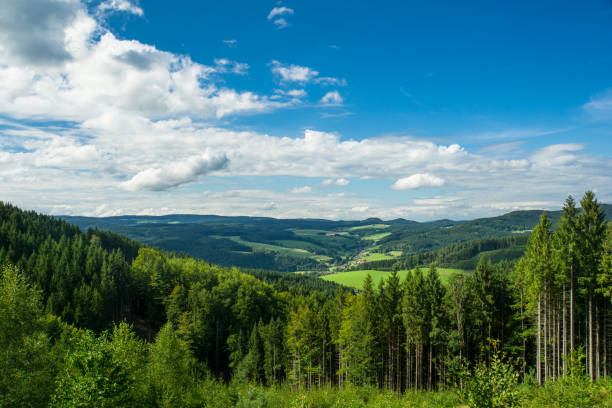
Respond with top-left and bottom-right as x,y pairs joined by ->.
59,204 -> 612,272
2,197 -> 612,407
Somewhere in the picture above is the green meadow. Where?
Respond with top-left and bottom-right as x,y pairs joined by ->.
321,267 -> 466,289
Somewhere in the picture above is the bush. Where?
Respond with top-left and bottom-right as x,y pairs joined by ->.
459,352 -> 520,408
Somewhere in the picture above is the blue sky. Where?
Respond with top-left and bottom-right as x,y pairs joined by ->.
0,0 -> 611,220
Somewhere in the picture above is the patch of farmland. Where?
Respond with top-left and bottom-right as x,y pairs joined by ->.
321,268 -> 466,290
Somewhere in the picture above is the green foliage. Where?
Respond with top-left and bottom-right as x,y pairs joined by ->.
459,352 -> 520,408
3,197 -> 612,408
0,265 -> 60,408
147,323 -> 202,407
51,330 -> 136,408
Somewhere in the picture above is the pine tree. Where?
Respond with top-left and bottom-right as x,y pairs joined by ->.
552,196 -> 579,375
577,191 -> 607,380
426,263 -> 446,390
523,212 -> 553,384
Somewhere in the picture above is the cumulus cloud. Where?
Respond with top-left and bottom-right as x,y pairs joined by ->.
98,0 -> 143,16
285,89 -> 307,98
268,7 -> 294,20
270,60 -> 318,83
214,58 -> 249,75
290,186 -> 312,194
269,61 -> 343,88
322,178 -> 350,186
315,77 -> 347,86
0,2 -> 284,122
120,151 -> 228,191
272,18 -> 290,29
267,7 -> 293,29
320,91 -> 343,105
0,0 -> 82,66
529,144 -> 584,168
391,173 -> 446,190
1,0 -> 611,221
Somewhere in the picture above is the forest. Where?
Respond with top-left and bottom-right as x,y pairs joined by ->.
59,205 -> 612,273
1,192 -> 612,407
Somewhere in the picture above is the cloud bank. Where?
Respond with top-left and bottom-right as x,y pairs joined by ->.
0,0 -> 611,221
391,174 -> 446,190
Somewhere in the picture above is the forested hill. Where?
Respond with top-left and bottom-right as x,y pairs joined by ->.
59,204 -> 612,272
2,194 -> 612,407
0,201 -> 342,329
377,205 -> 612,254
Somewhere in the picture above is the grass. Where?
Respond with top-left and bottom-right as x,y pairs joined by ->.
322,267 -> 466,289
218,236 -> 338,264
347,224 -> 390,231
214,236 -> 312,256
290,229 -> 331,236
362,232 -> 392,241
357,251 -> 400,261
275,239 -> 325,252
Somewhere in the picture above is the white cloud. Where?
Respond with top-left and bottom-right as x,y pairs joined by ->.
273,89 -> 307,99
269,61 -> 343,87
0,0 -> 83,66
120,151 -> 228,191
273,18 -> 290,29
267,7 -> 294,29
222,39 -> 237,48
0,2 -> 285,122
98,0 -> 143,16
270,60 -> 318,83
584,89 -> 612,120
268,7 -> 294,20
320,91 -> 343,105
290,186 -> 312,194
315,77 -> 347,86
529,144 -> 584,168
391,173 -> 446,190
323,178 -> 350,186
214,58 -> 249,75
1,0 -> 611,221
413,197 -> 458,206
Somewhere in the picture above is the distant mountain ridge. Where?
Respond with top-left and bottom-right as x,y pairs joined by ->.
59,204 -> 612,272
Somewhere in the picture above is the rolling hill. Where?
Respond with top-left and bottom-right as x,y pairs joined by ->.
59,204 -> 612,272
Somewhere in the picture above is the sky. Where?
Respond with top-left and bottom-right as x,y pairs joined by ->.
1,0 -> 612,221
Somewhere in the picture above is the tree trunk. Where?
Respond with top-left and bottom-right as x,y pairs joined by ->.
537,294 -> 542,385
544,293 -> 548,382
563,284 -> 567,376
521,287 -> 526,377
596,304 -> 600,381
570,264 -> 574,352
589,296 -> 594,382
557,304 -> 561,378
406,344 -> 411,391
428,342 -> 432,392
415,342 -> 420,392
552,301 -> 556,380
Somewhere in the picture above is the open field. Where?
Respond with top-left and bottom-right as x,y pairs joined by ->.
356,250 -> 402,261
214,236 -> 311,256
359,252 -> 395,261
321,267 -> 466,289
347,224 -> 390,231
362,232 -> 392,241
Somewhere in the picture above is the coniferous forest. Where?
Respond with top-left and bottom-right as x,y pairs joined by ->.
2,192 -> 612,407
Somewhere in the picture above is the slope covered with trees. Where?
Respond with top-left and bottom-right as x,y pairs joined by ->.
1,193 -> 612,407
59,205 -> 612,273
